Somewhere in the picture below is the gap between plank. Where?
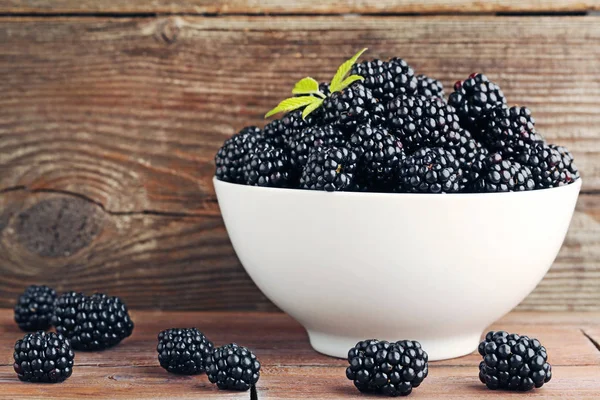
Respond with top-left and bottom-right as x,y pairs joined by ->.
581,329 -> 600,353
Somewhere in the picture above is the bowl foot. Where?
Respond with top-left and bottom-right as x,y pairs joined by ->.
307,330 -> 481,361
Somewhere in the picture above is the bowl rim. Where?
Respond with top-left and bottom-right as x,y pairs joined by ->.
213,176 -> 582,199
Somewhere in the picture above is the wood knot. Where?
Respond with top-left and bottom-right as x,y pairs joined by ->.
156,18 -> 181,45
15,197 -> 104,257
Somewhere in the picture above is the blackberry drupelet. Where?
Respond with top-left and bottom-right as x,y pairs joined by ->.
551,145 -> 579,184
346,339 -> 428,397
14,285 -> 57,332
52,292 -> 134,351
351,58 -> 418,101
478,331 -> 552,391
387,95 -> 460,153
13,331 -> 74,383
287,124 -> 347,170
157,328 -> 214,375
472,153 -> 534,192
448,73 -> 506,131
322,82 -> 385,130
242,142 -> 292,187
206,343 -> 261,391
515,143 -> 568,189
416,74 -> 445,100
349,124 -> 405,191
215,126 -> 263,183
300,145 -> 359,191
480,106 -> 544,154
399,147 -> 462,193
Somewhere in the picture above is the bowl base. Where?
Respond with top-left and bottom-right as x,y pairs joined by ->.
307,330 -> 481,361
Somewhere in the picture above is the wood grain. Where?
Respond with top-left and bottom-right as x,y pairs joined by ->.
1,15 -> 600,310
0,310 -> 599,399
0,0 -> 598,14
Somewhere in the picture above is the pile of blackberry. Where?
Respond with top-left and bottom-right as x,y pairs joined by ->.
215,53 -> 579,193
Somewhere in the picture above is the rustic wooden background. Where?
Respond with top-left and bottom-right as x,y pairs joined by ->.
0,1 -> 599,311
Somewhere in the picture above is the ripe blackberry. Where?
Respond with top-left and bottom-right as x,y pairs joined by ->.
346,339 -> 428,397
349,125 -> 405,191
480,106 -> 544,154
398,147 -> 462,193
242,142 -> 292,187
13,331 -> 74,383
437,128 -> 488,190
515,143 -> 569,189
52,292 -> 134,351
215,126 -> 263,183
479,331 -> 552,391
387,95 -> 460,153
551,145 -> 580,184
14,285 -> 57,332
263,110 -> 319,148
300,145 -> 358,191
322,82 -> 385,130
448,73 -> 506,131
206,343 -> 261,391
472,153 -> 534,192
287,124 -> 347,170
157,328 -> 214,375
351,58 -> 418,101
416,74 -> 445,100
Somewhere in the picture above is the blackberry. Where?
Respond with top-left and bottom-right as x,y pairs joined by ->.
157,328 -> 214,375
52,292 -> 134,351
263,110 -> 319,148
437,128 -> 488,190
215,126 -> 263,183
351,58 -> 418,101
515,143 -> 568,189
399,147 -> 461,193
287,124 -> 347,170
300,145 -> 358,192
13,331 -> 74,383
14,285 -> 57,332
387,95 -> 460,153
346,339 -> 428,397
551,145 -> 579,184
479,331 -> 552,391
206,343 -> 261,391
416,74 -> 445,100
448,73 -> 506,131
242,142 -> 292,187
472,153 -> 534,192
480,106 -> 544,154
349,124 -> 405,191
322,82 -> 385,130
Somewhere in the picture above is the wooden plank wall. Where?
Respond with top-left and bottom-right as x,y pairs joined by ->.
0,1 -> 599,311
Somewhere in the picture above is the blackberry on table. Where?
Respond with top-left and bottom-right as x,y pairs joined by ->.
480,106 -> 544,154
346,339 -> 428,397
472,153 -> 534,192
448,73 -> 506,131
157,328 -> 214,375
479,331 -> 552,391
300,145 -> 359,191
416,74 -> 445,100
206,343 -> 261,391
322,82 -> 385,130
14,285 -> 57,332
349,124 -> 405,191
387,95 -> 460,153
13,331 -> 74,383
398,147 -> 462,193
215,126 -> 263,184
52,292 -> 134,351
350,58 -> 418,101
242,142 -> 292,187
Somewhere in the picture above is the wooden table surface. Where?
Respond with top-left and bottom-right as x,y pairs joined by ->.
1,310 -> 600,399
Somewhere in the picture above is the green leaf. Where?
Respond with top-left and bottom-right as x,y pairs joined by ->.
329,48 -> 368,93
264,96 -> 318,119
292,77 -> 320,95
337,74 -> 365,92
302,98 -> 324,120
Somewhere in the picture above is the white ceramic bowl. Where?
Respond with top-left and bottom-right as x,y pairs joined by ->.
214,177 -> 581,361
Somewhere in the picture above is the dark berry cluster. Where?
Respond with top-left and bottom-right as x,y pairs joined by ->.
346,339 -> 428,397
14,285 -> 57,331
215,54 -> 579,193
478,331 -> 552,391
206,343 -> 261,391
157,328 -> 214,375
13,331 -> 74,383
